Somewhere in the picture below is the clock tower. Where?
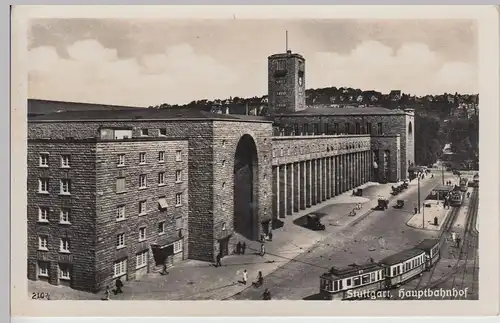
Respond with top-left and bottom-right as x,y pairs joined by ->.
267,49 -> 306,115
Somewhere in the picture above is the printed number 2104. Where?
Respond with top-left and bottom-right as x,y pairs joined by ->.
32,292 -> 50,300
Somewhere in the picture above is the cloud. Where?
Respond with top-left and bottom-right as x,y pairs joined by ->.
308,41 -> 477,95
28,39 -> 240,106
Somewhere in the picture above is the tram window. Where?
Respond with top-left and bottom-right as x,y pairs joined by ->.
321,279 -> 327,290
370,273 -> 375,281
362,275 -> 370,284
392,268 -> 396,276
333,281 -> 338,291
346,278 -> 351,286
339,280 -> 343,290
353,277 -> 361,286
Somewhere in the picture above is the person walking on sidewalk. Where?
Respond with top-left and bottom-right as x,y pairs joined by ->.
262,288 -> 271,300
114,277 -> 123,294
257,271 -> 264,287
260,243 -> 266,257
242,269 -> 248,285
216,252 -> 222,267
241,242 -> 246,255
102,286 -> 110,300
268,230 -> 273,241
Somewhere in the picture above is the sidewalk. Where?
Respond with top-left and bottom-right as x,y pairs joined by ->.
27,181 -> 404,300
406,202 -> 451,231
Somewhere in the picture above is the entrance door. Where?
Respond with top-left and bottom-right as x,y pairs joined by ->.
219,238 -> 229,257
152,245 -> 174,268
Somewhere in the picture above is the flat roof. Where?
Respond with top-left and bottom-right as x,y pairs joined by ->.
414,239 -> 440,251
321,263 -> 382,280
433,185 -> 454,192
379,248 -> 424,266
279,106 -> 406,116
28,99 -> 139,116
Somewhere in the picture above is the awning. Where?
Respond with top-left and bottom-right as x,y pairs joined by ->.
158,198 -> 168,209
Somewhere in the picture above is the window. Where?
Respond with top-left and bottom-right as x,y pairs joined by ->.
38,207 -> 49,222
333,280 -> 338,292
158,151 -> 165,162
276,60 -> 286,70
114,258 -> 127,278
159,128 -> 167,136
38,235 -> 48,250
158,197 -> 168,210
158,172 -> 165,185
175,193 -> 182,206
158,221 -> 165,234
59,264 -> 71,280
222,182 -> 226,189
334,123 -> 339,134
60,238 -> 70,253
60,208 -> 70,224
39,154 -> 49,167
139,200 -> 147,215
38,178 -> 49,193
175,217 -> 184,230
173,239 -> 183,253
221,160 -> 226,167
116,205 -> 125,221
353,277 -> 361,286
38,261 -> 49,277
175,150 -> 182,162
117,154 -> 125,166
366,122 -> 372,134
362,274 -> 370,284
60,179 -> 71,195
345,123 -> 351,134
346,278 -> 351,286
222,140 -> 226,147
408,121 -> 413,134
139,174 -> 147,188
61,155 -> 70,168
116,233 -> 125,248
377,122 -> 383,135
175,170 -> 182,183
139,227 -> 146,241
356,123 -> 361,134
116,177 -> 126,193
141,128 -> 149,136
136,250 -> 148,269
139,152 -> 146,164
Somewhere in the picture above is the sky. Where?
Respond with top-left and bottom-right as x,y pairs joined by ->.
28,19 -> 478,107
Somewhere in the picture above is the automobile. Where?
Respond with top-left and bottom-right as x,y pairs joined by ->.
394,200 -> 404,209
305,213 -> 326,231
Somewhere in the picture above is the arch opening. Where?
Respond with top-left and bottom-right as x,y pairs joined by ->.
233,134 -> 259,240
408,121 -> 413,135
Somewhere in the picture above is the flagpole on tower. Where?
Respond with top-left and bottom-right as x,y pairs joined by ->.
286,30 -> 288,52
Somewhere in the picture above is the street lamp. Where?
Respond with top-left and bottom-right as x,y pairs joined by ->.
422,202 -> 425,229
441,164 -> 445,186
417,174 -> 421,214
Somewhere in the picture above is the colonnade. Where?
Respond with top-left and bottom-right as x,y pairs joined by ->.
272,150 -> 372,218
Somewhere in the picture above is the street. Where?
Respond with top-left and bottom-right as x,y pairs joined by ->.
229,174 -> 450,300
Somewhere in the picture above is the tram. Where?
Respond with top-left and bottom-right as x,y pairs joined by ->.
414,239 -> 441,270
473,173 -> 479,187
379,249 -> 426,288
449,190 -> 464,206
459,177 -> 469,192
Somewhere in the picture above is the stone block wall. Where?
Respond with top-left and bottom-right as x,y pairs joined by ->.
370,135 -> 401,182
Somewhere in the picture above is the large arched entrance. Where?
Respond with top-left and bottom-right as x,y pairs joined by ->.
234,134 -> 259,240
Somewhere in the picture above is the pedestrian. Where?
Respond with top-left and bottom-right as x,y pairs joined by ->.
262,288 -> 271,300
236,241 -> 241,255
414,207 -> 418,215
260,243 -> 265,256
216,252 -> 222,267
241,242 -> 246,255
242,269 -> 248,285
268,230 -> 273,241
114,277 -> 123,294
257,271 -> 264,287
102,286 -> 110,300
161,262 -> 168,275
452,232 -> 456,243
456,237 -> 461,248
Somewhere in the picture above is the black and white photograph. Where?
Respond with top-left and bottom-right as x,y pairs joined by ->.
10,4 -> 499,318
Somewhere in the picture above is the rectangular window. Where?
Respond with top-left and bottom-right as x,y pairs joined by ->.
116,205 -> 125,221
175,217 -> 183,230
334,123 -> 339,134
362,274 -> 370,284
356,123 -> 361,134
333,280 -> 338,292
377,122 -> 383,135
346,278 -> 351,286
61,155 -> 70,168
39,153 -> 49,167
60,208 -> 70,224
60,179 -> 71,194
293,124 -> 299,135
158,221 -> 165,234
117,154 -> 125,166
366,122 -> 372,134
38,178 -> 49,193
141,129 -> 149,136
116,177 -> 126,193
175,193 -> 182,206
60,238 -> 70,253
173,239 -> 183,253
136,250 -> 148,269
138,227 -> 146,241
158,172 -> 165,185
345,123 -> 351,134
175,150 -> 182,162
114,258 -> 127,278
38,207 -> 49,222
324,123 -> 329,135
59,264 -> 71,280
158,151 -> 165,162
276,60 -> 286,70
38,235 -> 48,250
175,170 -> 182,183
159,128 -> 167,136
353,277 -> 361,286
38,261 -> 49,277
312,123 -> 319,135
139,174 -> 147,188
116,233 -> 125,248
139,200 -> 147,215
139,152 -> 146,164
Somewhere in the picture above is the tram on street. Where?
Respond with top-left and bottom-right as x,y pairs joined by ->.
459,177 -> 469,192
449,190 -> 464,206
379,248 -> 426,289
473,173 -> 479,187
414,239 -> 441,270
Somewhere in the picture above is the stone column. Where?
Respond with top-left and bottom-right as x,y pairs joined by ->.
311,159 -> 317,205
305,160 -> 311,208
325,157 -> 331,199
321,158 -> 326,201
272,166 -> 278,221
356,152 -> 360,187
293,162 -> 300,212
331,156 -> 336,197
278,164 -> 286,218
336,155 -> 341,194
316,159 -> 322,204
286,163 -> 293,215
300,161 -> 306,210
360,152 -> 365,184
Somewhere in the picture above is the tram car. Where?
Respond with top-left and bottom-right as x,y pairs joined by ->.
414,239 -> 441,270
449,190 -> 464,206
473,173 -> 479,187
459,178 -> 469,192
379,248 -> 426,289
319,263 -> 385,300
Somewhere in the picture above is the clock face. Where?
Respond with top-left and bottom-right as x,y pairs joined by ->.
298,76 -> 303,86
